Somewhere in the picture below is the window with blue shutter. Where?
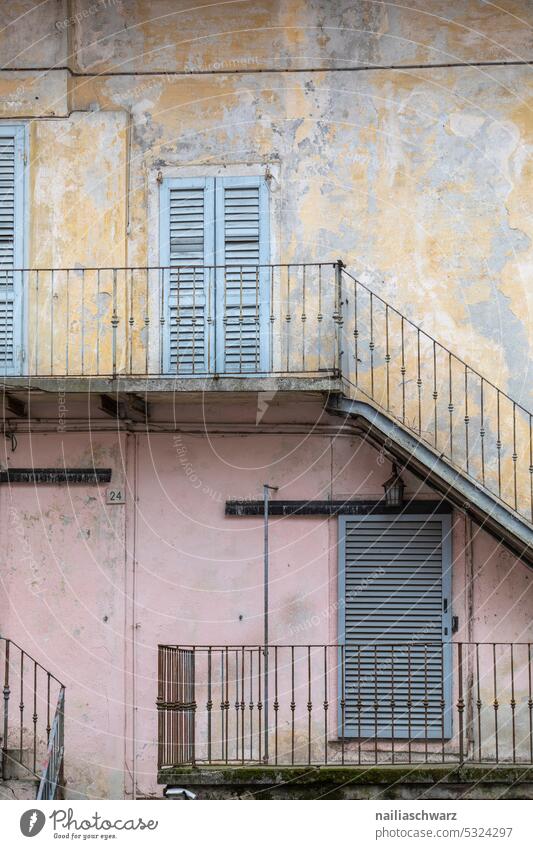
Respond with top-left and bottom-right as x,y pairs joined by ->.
160,175 -> 269,374
0,125 -> 25,373
339,513 -> 452,739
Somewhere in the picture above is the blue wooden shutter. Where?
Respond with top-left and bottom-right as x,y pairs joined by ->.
160,178 -> 215,374
0,126 -> 24,373
215,177 -> 269,373
339,514 -> 452,739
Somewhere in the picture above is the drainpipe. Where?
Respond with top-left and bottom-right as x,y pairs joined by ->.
263,484 -> 278,763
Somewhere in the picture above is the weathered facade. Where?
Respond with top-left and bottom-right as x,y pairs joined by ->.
0,1 -> 532,800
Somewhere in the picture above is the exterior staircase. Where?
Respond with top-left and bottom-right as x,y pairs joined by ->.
331,265 -> 533,567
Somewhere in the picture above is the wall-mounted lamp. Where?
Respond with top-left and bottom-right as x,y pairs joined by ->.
382,463 -> 405,508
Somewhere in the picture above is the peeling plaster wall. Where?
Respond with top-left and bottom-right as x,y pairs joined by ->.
0,1 -> 529,395
0,422 -> 532,797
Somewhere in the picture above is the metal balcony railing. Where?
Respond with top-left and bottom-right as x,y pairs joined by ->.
157,643 -> 533,769
1,263 -> 341,379
1,262 -> 532,523
1,637 -> 65,799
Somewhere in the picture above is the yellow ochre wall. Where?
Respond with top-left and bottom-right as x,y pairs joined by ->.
0,0 -> 531,402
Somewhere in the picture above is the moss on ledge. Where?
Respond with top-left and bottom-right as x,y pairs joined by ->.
158,763 -> 533,787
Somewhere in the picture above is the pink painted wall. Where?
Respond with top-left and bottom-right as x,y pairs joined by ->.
1,410 -> 532,797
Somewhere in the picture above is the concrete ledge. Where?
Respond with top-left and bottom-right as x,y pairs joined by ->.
157,764 -> 533,799
0,375 -> 344,397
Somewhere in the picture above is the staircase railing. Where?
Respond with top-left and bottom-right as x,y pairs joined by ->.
1,637 -> 65,798
339,267 -> 533,525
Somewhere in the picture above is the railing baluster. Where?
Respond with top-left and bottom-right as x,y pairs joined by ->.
81,268 -> 86,375
391,645 -> 395,764
424,644 -> 429,763
340,644 -> 345,766
290,645 -> 295,765
510,643 -> 516,763
457,643 -> 464,764
512,402 -> 518,511
19,650 -> 24,763
234,649 -> 239,762
369,291 -> 375,397
32,661 -> 37,773
401,316 -> 406,423
385,304 -> 390,411
274,646 -> 279,765
249,649 -> 254,761
433,340 -> 438,448
50,270 -> 54,375
207,647 -> 212,763
96,269 -> 101,376
480,378 -> 486,487
417,328 -> 422,435
285,265 -> 291,373
323,646 -> 328,765
493,643 -> 499,763
353,278 -> 358,386
476,643 -> 482,762
111,269 -> 118,378
257,646 -> 262,763
301,265 -> 306,372
65,269 -> 70,375
497,391 -> 502,499
240,647 -> 245,765
317,265 -> 322,372
128,268 -> 134,376
2,639 -> 10,780
529,413 -> 533,523
225,646 -> 229,764
144,269 -> 150,376
448,352 -> 454,460
527,643 -> 533,763
464,366 -> 470,475
269,266 -> 274,373
307,646 -> 312,764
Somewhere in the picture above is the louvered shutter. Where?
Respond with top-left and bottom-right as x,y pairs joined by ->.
0,126 -> 24,372
339,514 -> 452,739
215,177 -> 269,373
160,178 -> 215,374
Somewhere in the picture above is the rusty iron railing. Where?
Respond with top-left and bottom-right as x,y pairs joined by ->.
1,263 -> 340,379
157,643 -> 533,768
1,637 -> 65,798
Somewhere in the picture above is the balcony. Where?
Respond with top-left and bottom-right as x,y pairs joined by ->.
1,263 -> 342,387
157,643 -> 533,778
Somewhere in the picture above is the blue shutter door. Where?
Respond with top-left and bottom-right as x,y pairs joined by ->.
339,513 -> 452,739
0,126 -> 24,374
160,177 -> 215,374
215,176 -> 269,373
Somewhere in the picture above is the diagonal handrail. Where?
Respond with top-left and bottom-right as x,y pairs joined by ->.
339,266 -> 533,524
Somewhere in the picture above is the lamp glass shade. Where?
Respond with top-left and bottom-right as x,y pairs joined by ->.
383,465 -> 405,507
